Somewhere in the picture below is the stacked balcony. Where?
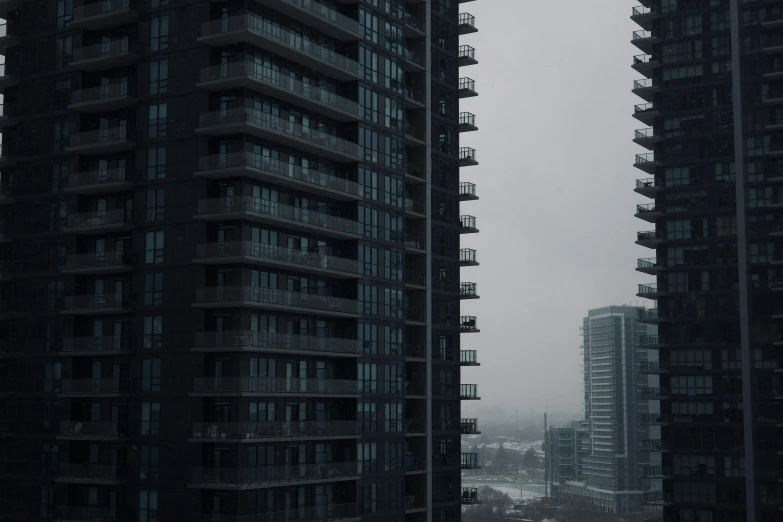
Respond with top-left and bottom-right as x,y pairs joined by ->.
0,23 -> 19,54
66,168 -> 134,194
458,45 -> 478,66
66,127 -> 135,155
70,38 -> 136,71
68,82 -> 136,113
192,330 -> 362,357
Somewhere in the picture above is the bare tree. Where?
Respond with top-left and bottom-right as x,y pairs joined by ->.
462,486 -> 513,521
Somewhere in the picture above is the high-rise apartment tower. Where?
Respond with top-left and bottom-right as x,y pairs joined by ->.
0,0 -> 482,520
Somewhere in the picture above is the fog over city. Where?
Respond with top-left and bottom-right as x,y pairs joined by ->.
461,0 -> 647,418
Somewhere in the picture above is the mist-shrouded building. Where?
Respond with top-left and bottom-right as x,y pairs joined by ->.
552,306 -> 654,514
0,0 -> 482,520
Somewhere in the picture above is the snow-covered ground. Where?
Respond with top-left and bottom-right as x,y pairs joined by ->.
462,437 -> 545,458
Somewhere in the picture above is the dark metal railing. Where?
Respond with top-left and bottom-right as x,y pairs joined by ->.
458,44 -> 475,60
458,13 -> 475,27
459,77 -> 476,91
460,315 -> 478,331
72,37 -> 130,62
460,215 -> 477,229
196,241 -> 359,275
59,421 -> 123,438
62,336 -> 129,353
460,248 -> 478,264
460,350 -> 478,364
62,293 -> 129,311
190,461 -> 358,486
459,147 -> 476,162
193,286 -> 361,315
68,168 -> 129,189
193,330 -> 361,355
192,376 -> 358,395
459,182 -> 476,198
66,209 -> 130,230
460,383 -> 479,399
190,503 -> 359,522
191,421 -> 358,440
65,251 -> 132,270
70,82 -> 132,105
74,0 -> 130,20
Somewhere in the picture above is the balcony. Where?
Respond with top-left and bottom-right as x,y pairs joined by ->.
64,251 -> 133,275
192,504 -> 360,522
191,420 -> 359,442
460,282 -> 479,299
253,0 -> 361,41
58,421 -> 126,440
64,209 -> 132,234
631,5 -> 659,30
68,83 -> 136,113
193,286 -> 361,318
638,308 -> 660,324
403,11 -> 424,36
458,13 -> 477,34
405,307 -> 425,325
637,283 -> 661,299
192,376 -> 359,397
403,85 -> 425,108
195,241 -> 360,279
639,361 -> 662,373
405,164 -> 425,183
633,127 -> 660,150
635,203 -> 662,222
461,453 -> 480,469
59,378 -> 129,397
0,24 -> 19,54
631,29 -> 659,54
196,153 -> 361,201
460,315 -> 479,333
458,112 -> 478,132
62,336 -> 130,355
632,79 -> 659,102
72,0 -> 137,30
458,77 -> 478,98
461,384 -> 480,400
636,230 -> 663,248
404,123 -> 426,146
0,63 -> 17,89
633,104 -> 660,127
57,463 -> 124,484
404,271 -> 425,289
637,257 -> 662,275
197,108 -> 360,163
190,462 -> 359,489
61,293 -> 130,315
459,147 -> 478,167
0,104 -> 16,128
199,15 -> 360,81
56,506 -> 120,522
764,35 -> 783,54
403,47 -> 425,71
66,127 -> 135,155
0,188 -> 13,205
193,330 -> 361,357
196,197 -> 361,240
460,248 -> 479,266
639,336 -> 665,349
461,487 -> 480,505
458,45 -> 477,66
641,438 -> 662,451
635,178 -> 661,198
632,53 -> 660,77
460,349 -> 479,366
641,386 -> 665,399
70,38 -> 136,71
404,233 -> 425,252
404,196 -> 426,217
461,418 -> 480,434
459,182 -> 478,201
0,0 -> 25,18
634,152 -> 661,173
198,63 -> 360,122
460,215 -> 478,233
66,168 -> 133,195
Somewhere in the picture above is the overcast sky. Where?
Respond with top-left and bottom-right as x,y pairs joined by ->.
459,0 -> 647,419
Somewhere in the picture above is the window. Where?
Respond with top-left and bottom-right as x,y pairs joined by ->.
385,402 -> 403,432
359,168 -> 378,200
360,9 -> 379,43
360,86 -> 379,123
143,316 -> 163,349
151,0 -> 169,6
142,359 -> 161,392
139,447 -> 159,479
717,216 -> 736,236
53,117 -> 70,153
55,35 -> 73,69
359,323 -> 378,354
141,403 -> 161,436
359,283 -> 378,315
149,59 -> 168,94
148,103 -> 167,138
358,402 -> 377,433
384,364 -> 403,393
359,207 -> 378,238
673,455 -> 715,477
150,16 -> 169,51
56,0 -> 73,28
358,362 -> 378,393
359,246 -> 378,276
359,46 -> 379,83
144,273 -> 164,306
147,147 -> 166,180
359,128 -> 379,163
357,442 -> 377,473
671,376 -> 713,396
146,189 -> 165,221
384,176 -> 403,207
145,231 -> 165,263
139,490 -> 158,522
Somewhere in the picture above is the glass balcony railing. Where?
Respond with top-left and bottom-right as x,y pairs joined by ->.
460,215 -> 477,230
404,47 -> 424,66
638,283 -> 658,295
73,0 -> 132,21
65,209 -> 131,231
637,258 -> 660,270
62,293 -> 129,312
459,147 -> 477,163
190,462 -> 358,486
72,37 -> 130,63
459,77 -> 476,92
460,282 -> 478,298
636,178 -> 657,191
70,82 -> 133,106
193,286 -> 361,315
458,45 -> 476,61
68,168 -> 130,190
634,78 -> 653,90
461,487 -> 480,504
65,251 -> 132,271
191,421 -> 358,440
56,506 -> 118,522
633,29 -> 653,41
639,336 -> 661,348
636,203 -> 657,214
460,349 -> 478,365
632,5 -> 656,17
60,378 -> 129,395
68,126 -> 132,149
271,0 -> 361,36
59,421 -> 124,438
404,233 -> 424,250
194,330 -> 362,355
460,418 -> 479,434
459,182 -> 477,198
191,504 -> 360,522
459,112 -> 476,127
461,453 -> 480,468
460,248 -> 478,264
58,463 -> 123,481
62,335 -> 129,353
460,315 -> 478,332
192,376 -> 359,395
458,13 -> 476,29
635,127 -> 655,140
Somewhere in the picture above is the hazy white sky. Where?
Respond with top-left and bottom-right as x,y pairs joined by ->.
459,0 -> 649,418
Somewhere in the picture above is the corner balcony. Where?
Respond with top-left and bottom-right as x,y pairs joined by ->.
196,108 -> 360,163
639,336 -> 665,349
66,168 -> 134,194
404,233 -> 426,253
191,376 -> 359,397
57,421 -> 126,440
61,293 -> 131,315
635,178 -> 661,198
57,463 -> 125,484
764,36 -> 783,54
460,282 -> 479,299
404,123 -> 426,146
193,330 -> 361,357
461,453 -> 481,469
195,197 -> 361,240
62,335 -> 130,355
405,164 -> 425,183
636,230 -> 663,248
459,215 -> 478,233
763,88 -> 783,105
190,420 -> 359,442
59,378 -> 129,397
403,11 -> 425,37
458,13 -> 477,34
637,282 -> 661,299
459,147 -> 478,167
635,203 -> 662,222
64,252 -> 133,275
71,0 -> 137,30
405,307 -> 426,325
460,315 -> 479,333
632,29 -> 659,54
0,24 -> 19,54
64,209 -> 133,234
458,112 -> 478,132
0,104 -> 17,128
461,418 -> 480,434
460,248 -> 479,266
70,38 -> 136,71
460,182 -> 478,201
199,15 -> 360,81
458,45 -> 478,66
404,271 -> 426,290
252,0 -> 361,41
631,5 -> 659,30
633,127 -> 660,150
192,286 -> 361,318
0,63 -> 17,89
198,63 -> 360,122
66,127 -> 135,155
403,48 -> 425,71
460,384 -> 480,400
634,152 -> 662,173
632,53 -> 661,77
460,349 -> 479,366
192,504 -> 360,522
638,308 -> 660,324
190,461 -> 359,489
458,77 -> 478,98
194,241 -> 361,279
461,487 -> 480,505
637,257 -> 663,275
632,79 -> 659,102
403,85 -> 425,108
639,360 -> 662,373
68,83 -> 136,113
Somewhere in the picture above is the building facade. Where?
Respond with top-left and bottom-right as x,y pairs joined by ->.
545,421 -> 589,501
632,1 -> 783,520
0,0 -> 481,521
